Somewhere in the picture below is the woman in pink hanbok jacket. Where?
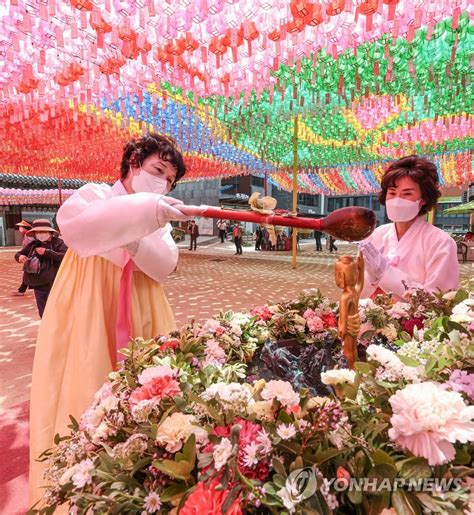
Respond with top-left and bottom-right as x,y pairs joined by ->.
359,155 -> 459,300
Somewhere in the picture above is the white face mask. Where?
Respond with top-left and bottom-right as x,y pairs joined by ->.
36,232 -> 51,242
386,197 -> 422,222
131,168 -> 169,195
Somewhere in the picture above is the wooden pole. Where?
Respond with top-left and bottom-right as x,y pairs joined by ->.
58,176 -> 63,206
292,115 -> 299,269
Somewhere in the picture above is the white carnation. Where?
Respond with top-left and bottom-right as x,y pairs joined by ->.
321,369 -> 356,385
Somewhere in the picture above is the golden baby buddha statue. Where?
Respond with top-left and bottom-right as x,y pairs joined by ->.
335,254 -> 365,369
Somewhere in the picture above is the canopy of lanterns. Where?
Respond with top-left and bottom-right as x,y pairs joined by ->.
0,0 -> 472,198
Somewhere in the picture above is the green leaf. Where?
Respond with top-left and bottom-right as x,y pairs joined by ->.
399,458 -> 431,479
354,362 -> 374,375
449,465 -> 474,478
345,384 -> 358,400
399,331 -> 412,343
415,492 -> 448,512
360,329 -> 376,340
424,356 -> 437,374
272,457 -> 288,478
159,484 -> 190,503
221,485 -> 242,514
454,288 -> 468,305
314,447 -> 348,465
446,320 -> 470,335
277,410 -> 293,424
354,450 -> 370,477
366,492 -> 391,515
392,490 -> 421,515
372,449 -> 396,467
347,489 -> 364,504
182,433 -> 196,469
153,459 -> 192,481
453,448 -> 473,466
367,464 -> 397,494
397,355 -> 420,367
131,457 -> 152,476
273,473 -> 287,489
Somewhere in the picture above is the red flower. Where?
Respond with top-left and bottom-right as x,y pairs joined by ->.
336,466 -> 351,481
204,419 -> 271,481
321,312 -> 338,328
180,480 -> 242,515
251,306 -> 273,322
159,338 -> 179,352
129,376 -> 181,408
401,317 -> 424,336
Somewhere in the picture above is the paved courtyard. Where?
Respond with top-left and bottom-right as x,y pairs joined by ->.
0,240 -> 471,514
0,240 -> 344,410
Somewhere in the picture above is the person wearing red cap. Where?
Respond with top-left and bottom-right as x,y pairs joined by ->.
12,220 -> 33,296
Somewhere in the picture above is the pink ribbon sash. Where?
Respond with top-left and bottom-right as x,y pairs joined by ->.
115,257 -> 134,365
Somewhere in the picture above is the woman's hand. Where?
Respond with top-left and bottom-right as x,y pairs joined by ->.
18,255 -> 28,264
359,241 -> 390,283
156,197 -> 206,226
35,247 -> 46,256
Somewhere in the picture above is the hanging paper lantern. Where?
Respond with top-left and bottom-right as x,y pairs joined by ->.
304,3 -> 323,27
90,12 -> 112,33
70,0 -> 93,11
290,0 -> 312,19
165,39 -> 187,56
286,17 -> 305,34
326,0 -> 345,17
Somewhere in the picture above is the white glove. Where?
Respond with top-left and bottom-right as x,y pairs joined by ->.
156,197 -> 206,227
359,241 -> 390,283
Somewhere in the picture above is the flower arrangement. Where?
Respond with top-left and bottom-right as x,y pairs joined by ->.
33,289 -> 474,514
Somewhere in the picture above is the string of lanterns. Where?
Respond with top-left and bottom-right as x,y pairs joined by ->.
0,1 -> 472,196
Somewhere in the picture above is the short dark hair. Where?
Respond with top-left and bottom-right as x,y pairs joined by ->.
379,155 -> 441,215
120,133 -> 186,190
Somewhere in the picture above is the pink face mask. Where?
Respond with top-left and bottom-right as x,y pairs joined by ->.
386,198 -> 422,222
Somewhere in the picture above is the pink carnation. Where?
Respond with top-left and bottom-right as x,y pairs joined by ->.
388,382 -> 474,466
129,376 -> 182,408
199,318 -> 226,336
303,308 -> 325,333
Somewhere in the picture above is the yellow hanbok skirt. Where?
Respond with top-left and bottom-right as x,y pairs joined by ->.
29,250 -> 176,508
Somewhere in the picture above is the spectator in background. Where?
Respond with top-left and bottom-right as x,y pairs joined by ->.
15,219 -> 67,317
328,235 -> 338,253
314,230 -> 323,251
188,219 -> 199,251
233,223 -> 243,255
217,219 -> 227,243
255,225 -> 263,250
11,220 -> 33,296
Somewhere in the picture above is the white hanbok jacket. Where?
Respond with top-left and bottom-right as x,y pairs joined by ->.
56,180 -> 178,282
361,216 -> 459,300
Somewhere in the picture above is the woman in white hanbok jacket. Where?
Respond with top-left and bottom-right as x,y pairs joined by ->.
29,134 -> 203,507
359,155 -> 459,300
